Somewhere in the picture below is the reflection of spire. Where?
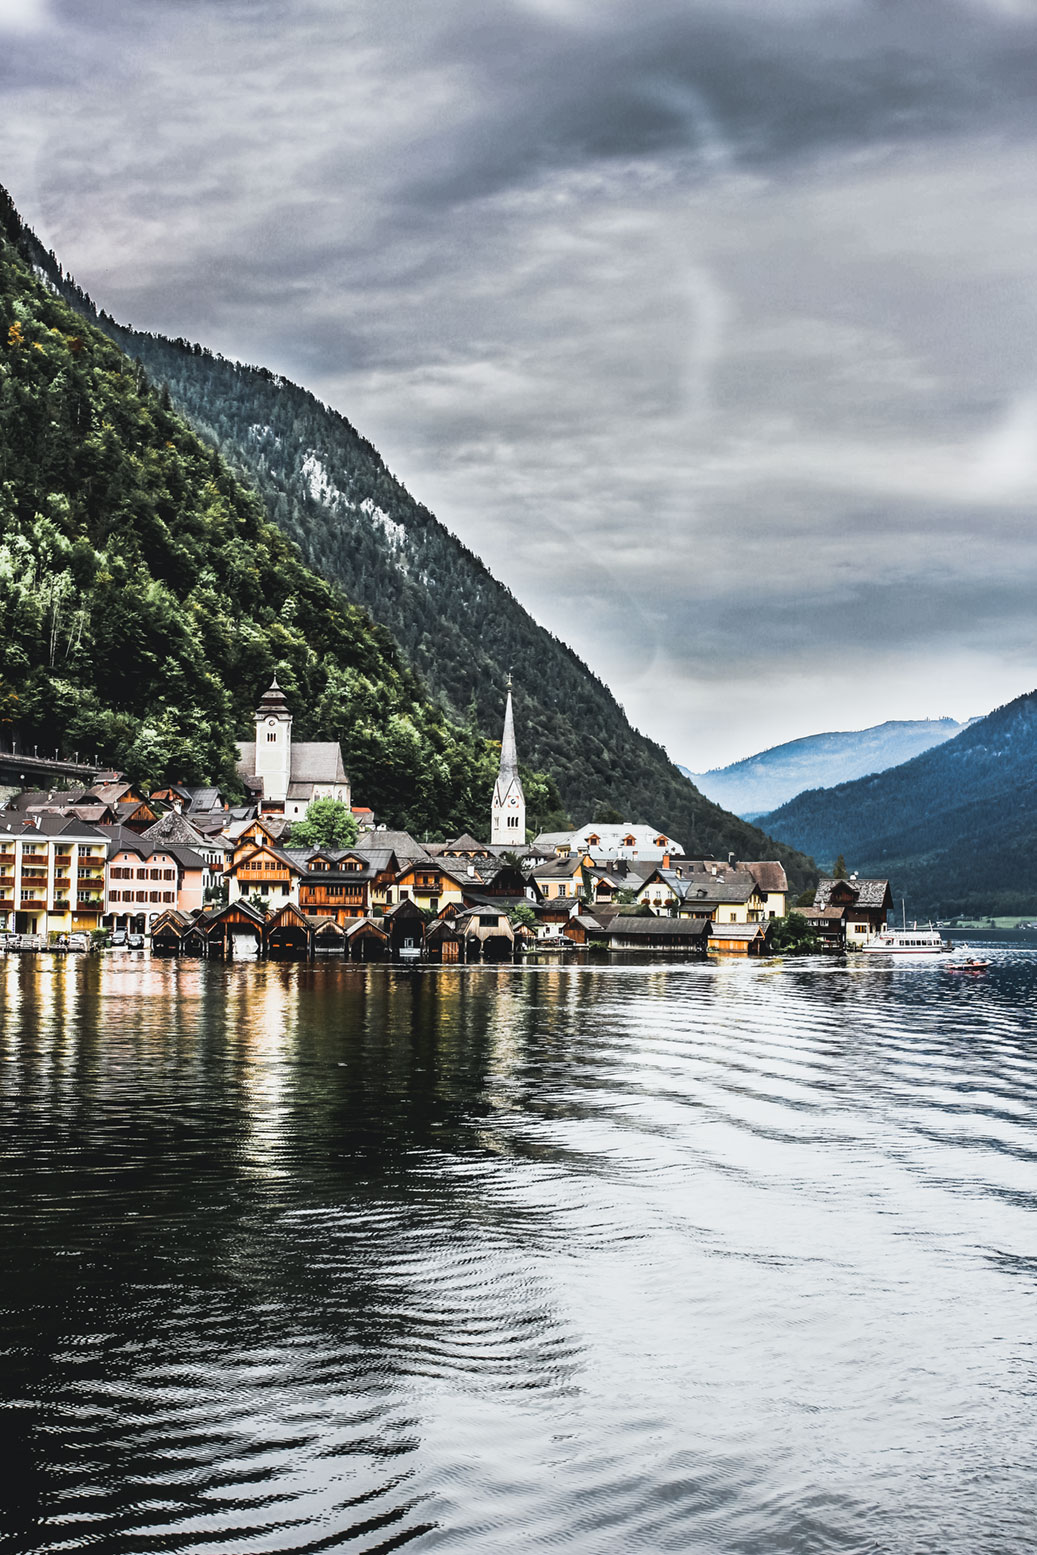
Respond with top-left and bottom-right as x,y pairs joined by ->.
499,686 -> 518,784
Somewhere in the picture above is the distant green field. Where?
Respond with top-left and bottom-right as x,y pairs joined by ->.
949,916 -> 1037,930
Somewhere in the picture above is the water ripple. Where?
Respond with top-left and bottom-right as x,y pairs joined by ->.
1,952 -> 1035,1552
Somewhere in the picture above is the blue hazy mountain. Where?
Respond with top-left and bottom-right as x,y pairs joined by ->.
682,718 -> 969,819
755,690 -> 1037,917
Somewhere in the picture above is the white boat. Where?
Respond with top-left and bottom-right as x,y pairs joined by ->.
860,925 -> 951,957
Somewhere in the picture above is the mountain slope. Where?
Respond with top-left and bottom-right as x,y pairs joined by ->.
756,690 -> 1037,916
0,197 -> 527,835
684,718 -> 969,818
2,183 -> 815,888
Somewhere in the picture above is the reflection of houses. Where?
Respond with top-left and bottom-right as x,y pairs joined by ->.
812,876 -> 893,947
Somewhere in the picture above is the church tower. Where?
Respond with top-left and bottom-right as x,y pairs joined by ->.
491,678 -> 526,846
254,675 -> 293,805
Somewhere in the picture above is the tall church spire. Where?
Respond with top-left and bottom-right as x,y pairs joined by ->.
491,677 -> 526,845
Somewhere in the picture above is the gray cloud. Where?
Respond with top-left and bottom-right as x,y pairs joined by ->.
2,0 -> 1036,764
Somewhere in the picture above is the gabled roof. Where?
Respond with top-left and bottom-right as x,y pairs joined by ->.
142,811 -> 209,848
0,814 -> 108,840
814,877 -> 892,911
603,915 -> 709,937
530,855 -> 585,879
438,833 -> 493,856
739,861 -> 789,894
356,829 -> 430,863
677,872 -> 762,905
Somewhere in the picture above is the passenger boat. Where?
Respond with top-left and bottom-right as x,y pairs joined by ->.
860,925 -> 952,957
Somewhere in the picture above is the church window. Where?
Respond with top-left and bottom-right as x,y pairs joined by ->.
266,732 -> 277,743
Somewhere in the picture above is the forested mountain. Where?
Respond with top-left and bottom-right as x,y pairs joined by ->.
757,690 -> 1037,916
684,717 -> 970,818
0,199 -> 546,836
2,182 -> 814,888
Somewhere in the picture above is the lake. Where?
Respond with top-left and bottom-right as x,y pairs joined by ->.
1,950 -> 1035,1554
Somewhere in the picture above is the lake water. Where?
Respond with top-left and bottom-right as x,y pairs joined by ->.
2,950 -> 1036,1554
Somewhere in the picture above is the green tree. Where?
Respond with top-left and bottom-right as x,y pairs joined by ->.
768,912 -> 822,955
288,797 -> 359,849
833,854 -> 848,879
507,902 -> 537,930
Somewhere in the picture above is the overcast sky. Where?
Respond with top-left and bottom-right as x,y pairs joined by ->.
2,0 -> 1037,768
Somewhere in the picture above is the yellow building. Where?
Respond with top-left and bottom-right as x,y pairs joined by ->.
0,816 -> 108,936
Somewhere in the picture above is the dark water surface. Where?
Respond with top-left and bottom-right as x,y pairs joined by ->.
2,951 -> 1036,1554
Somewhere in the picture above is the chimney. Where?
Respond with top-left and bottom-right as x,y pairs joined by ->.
662,852 -> 670,869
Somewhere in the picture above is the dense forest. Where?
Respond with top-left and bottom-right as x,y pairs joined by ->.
0,204 -> 564,837
0,184 -> 815,889
758,690 -> 1037,916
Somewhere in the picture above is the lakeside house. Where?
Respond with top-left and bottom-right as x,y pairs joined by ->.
808,876 -> 893,948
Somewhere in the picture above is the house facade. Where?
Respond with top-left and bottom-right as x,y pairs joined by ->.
0,817 -> 108,935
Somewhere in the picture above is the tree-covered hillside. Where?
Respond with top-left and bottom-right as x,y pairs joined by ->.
757,690 -> 1037,917
1,185 -> 815,890
0,208 -> 555,837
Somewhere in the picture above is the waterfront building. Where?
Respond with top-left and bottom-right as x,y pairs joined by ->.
0,816 -> 108,935
812,876 -> 893,946
491,680 -> 526,845
106,835 -> 208,928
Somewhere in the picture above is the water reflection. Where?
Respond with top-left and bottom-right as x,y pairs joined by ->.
1,952 -> 1035,1553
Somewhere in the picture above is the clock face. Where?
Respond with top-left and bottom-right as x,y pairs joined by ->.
267,718 -> 276,727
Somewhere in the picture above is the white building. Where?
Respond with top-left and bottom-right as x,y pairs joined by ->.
236,677 -> 352,820
491,681 -> 526,845
532,823 -> 684,862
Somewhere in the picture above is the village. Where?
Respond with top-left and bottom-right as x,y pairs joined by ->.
0,679 -> 894,961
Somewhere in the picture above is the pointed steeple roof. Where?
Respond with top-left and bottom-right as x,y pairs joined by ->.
498,679 -> 519,785
256,674 -> 291,718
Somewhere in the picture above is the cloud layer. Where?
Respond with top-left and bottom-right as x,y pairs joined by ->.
2,0 -> 1036,764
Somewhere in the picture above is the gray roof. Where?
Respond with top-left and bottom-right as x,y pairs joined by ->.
356,829 -> 431,862
708,921 -> 768,939
676,872 -> 762,906
814,877 -> 892,911
142,811 -> 209,847
236,740 -> 348,786
601,915 -> 710,938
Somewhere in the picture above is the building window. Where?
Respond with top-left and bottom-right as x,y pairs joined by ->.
507,816 -> 519,829
266,732 -> 277,743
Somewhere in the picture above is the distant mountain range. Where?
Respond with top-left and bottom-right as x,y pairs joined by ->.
682,718 -> 971,818
756,690 -> 1037,917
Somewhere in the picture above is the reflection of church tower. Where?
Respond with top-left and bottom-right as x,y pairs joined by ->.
254,675 -> 292,805
491,678 -> 526,845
